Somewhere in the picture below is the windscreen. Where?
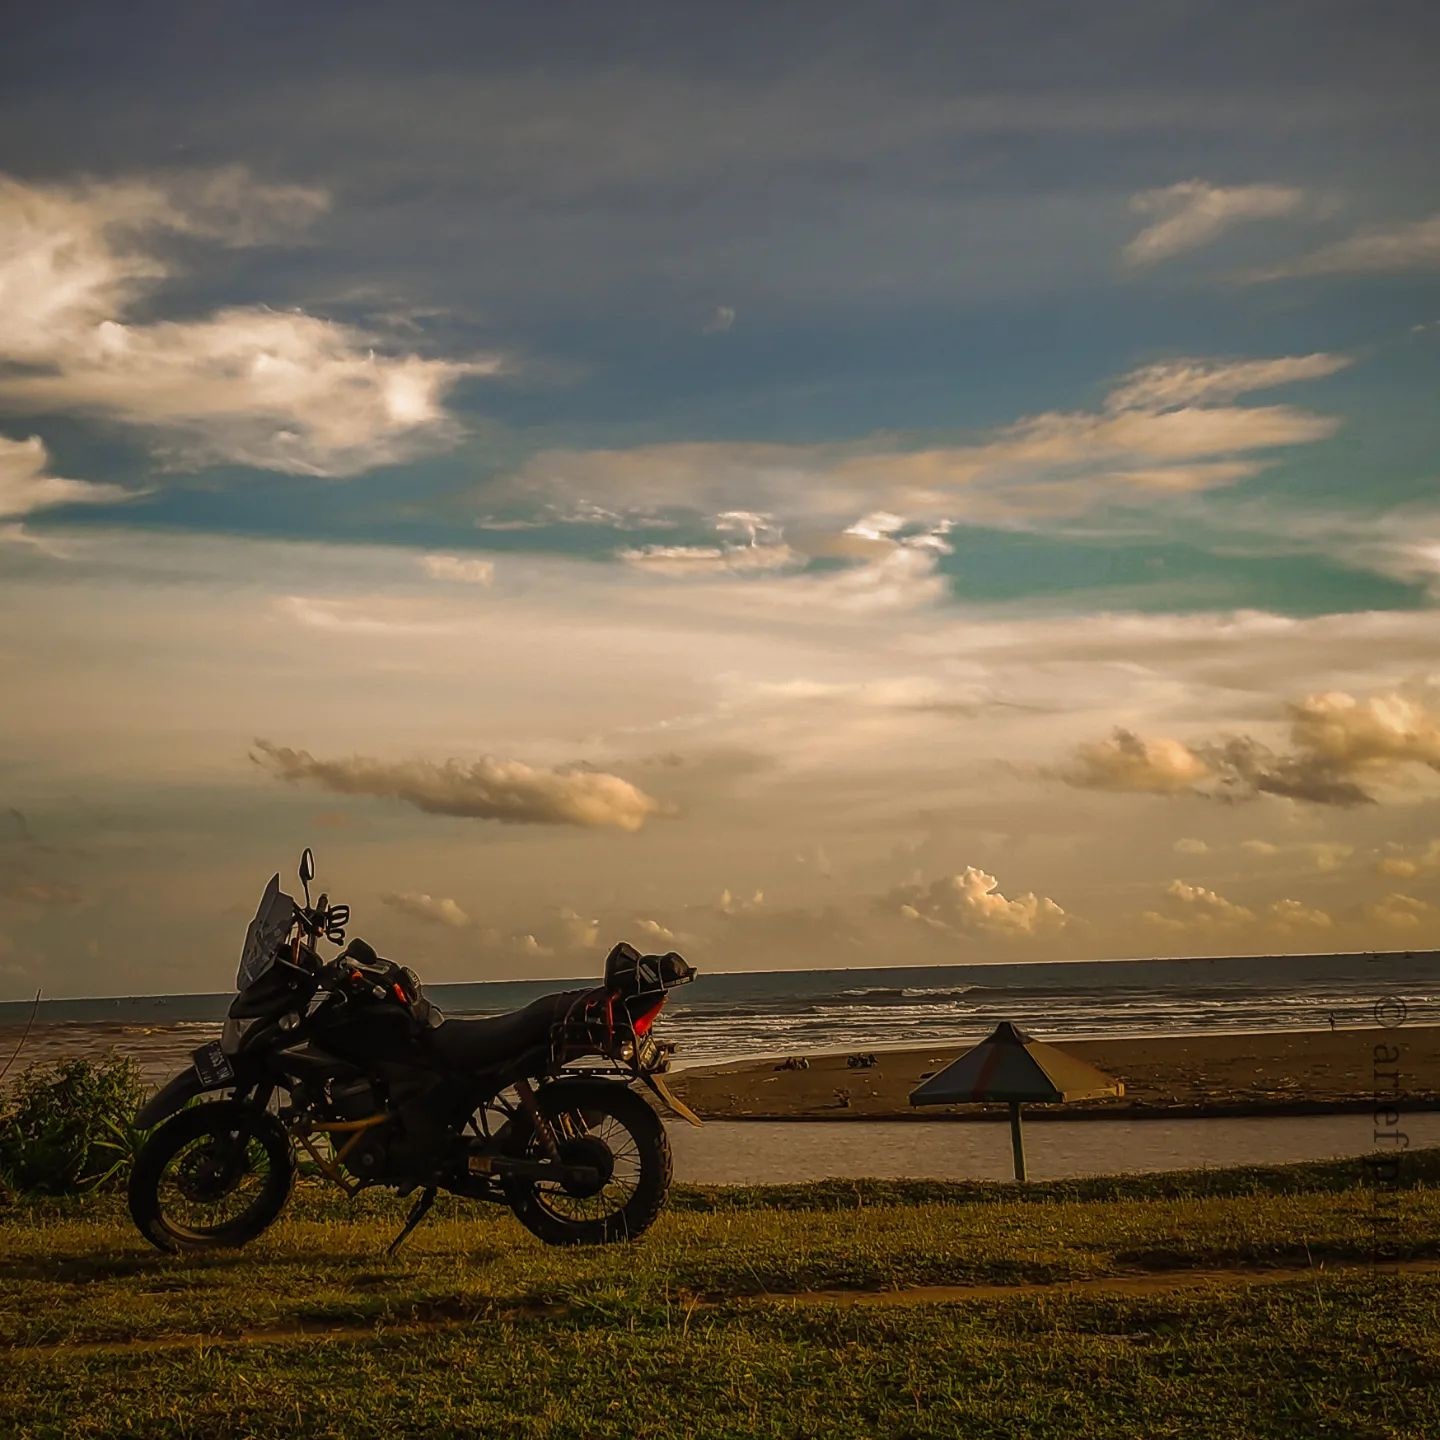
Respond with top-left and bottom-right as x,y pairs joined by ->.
235,873 -> 296,990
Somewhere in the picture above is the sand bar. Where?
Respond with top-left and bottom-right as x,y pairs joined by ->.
669,1025 -> 1440,1121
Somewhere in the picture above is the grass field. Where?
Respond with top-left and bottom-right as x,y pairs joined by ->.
3,1153 -> 1437,1438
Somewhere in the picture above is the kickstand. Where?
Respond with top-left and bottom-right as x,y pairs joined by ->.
387,1186 -> 436,1256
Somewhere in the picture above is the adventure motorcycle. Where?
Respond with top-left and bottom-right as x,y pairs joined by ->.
128,849 -> 699,1253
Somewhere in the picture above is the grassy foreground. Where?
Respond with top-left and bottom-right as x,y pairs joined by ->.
2,1153 -> 1438,1439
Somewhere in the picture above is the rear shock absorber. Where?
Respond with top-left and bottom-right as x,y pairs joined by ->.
512,1078 -> 560,1159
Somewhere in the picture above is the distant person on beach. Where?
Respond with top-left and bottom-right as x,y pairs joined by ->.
1327,1011 -> 1337,1032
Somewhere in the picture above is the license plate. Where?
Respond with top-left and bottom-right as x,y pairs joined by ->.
192,1041 -> 234,1087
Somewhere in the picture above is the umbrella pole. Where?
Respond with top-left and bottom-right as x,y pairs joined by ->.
1008,1101 -> 1027,1183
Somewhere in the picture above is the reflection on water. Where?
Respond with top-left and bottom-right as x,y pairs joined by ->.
667,1112 -> 1440,1185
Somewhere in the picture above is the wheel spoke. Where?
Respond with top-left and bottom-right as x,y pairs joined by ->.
527,1100 -> 648,1224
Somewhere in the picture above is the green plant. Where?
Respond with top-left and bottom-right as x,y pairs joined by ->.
0,1054 -> 149,1195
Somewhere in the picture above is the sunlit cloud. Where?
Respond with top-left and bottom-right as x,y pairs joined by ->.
1123,179 -> 1306,265
1056,685 -> 1440,807
420,554 -> 496,585
380,891 -> 473,929
1247,212 -> 1440,281
252,739 -> 663,831
0,434 -> 127,520
887,867 -> 1067,939
496,352 -> 1344,531
0,170 -> 495,477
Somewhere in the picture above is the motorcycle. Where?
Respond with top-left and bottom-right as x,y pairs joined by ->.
128,848 -> 699,1253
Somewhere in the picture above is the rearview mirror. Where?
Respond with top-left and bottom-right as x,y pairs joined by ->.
299,848 -> 315,885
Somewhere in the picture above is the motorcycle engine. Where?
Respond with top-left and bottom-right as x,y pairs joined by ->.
328,1076 -> 381,1121
324,1078 -> 393,1179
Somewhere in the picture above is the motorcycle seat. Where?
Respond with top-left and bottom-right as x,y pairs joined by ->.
429,990 -> 588,1071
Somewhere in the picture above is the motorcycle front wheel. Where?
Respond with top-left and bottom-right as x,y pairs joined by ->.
128,1100 -> 295,1253
503,1081 -> 671,1246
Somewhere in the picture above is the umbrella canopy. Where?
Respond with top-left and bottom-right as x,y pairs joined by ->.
909,1021 -> 1123,1106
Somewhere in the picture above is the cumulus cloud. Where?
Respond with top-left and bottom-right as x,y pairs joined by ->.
1193,735 -> 1375,807
702,305 -> 736,334
1145,878 -> 1256,928
1124,180 -> 1306,265
380,891 -> 473,929
1142,882 -> 1336,938
1058,685 -> 1440,808
1267,898 -> 1334,932
889,866 -> 1066,939
251,740 -> 662,830
1173,837 -> 1210,856
420,553 -> 495,585
0,434 -> 127,520
1248,212 -> 1440,281
0,170 -> 492,477
1063,728 -> 1213,795
1288,689 -> 1440,774
503,907 -> 602,959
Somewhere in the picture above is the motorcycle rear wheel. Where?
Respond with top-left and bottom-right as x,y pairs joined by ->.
503,1081 -> 670,1246
129,1100 -> 295,1253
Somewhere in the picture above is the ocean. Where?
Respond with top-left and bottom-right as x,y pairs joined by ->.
1,949 -> 1431,1085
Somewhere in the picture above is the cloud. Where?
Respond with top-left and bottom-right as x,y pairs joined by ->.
1124,180 -> 1306,265
0,434 -> 127,520
380,891 -> 473,929
888,866 -> 1066,938
1376,839 -> 1440,881
702,305 -> 736,334
1173,837 -> 1209,855
420,554 -> 496,585
1142,881 -> 1335,937
501,907 -> 602,959
1193,735 -> 1375,807
1103,354 -> 1352,412
1267,898 -> 1333,932
1240,839 -> 1353,871
497,352 -> 1342,530
1062,729 -> 1213,794
1362,892 -> 1434,932
0,170 -> 492,477
1248,212 -> 1440,281
764,531 -> 955,614
617,542 -> 800,575
251,740 -> 662,830
718,887 -> 765,915
1058,685 -> 1440,808
1145,878 -> 1256,927
1288,689 -> 1440,773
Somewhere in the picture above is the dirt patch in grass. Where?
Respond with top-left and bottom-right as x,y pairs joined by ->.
14,1255 -> 1437,1361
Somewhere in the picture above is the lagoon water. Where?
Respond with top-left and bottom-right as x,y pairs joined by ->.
666,1111 -> 1440,1185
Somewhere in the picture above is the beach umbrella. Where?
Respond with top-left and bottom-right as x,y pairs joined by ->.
908,1021 -> 1123,1182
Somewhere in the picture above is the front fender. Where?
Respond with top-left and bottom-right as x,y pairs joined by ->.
135,1068 -> 203,1129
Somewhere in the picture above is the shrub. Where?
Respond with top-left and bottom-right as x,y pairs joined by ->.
0,1055 -> 149,1195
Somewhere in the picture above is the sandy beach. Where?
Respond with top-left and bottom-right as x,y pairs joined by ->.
669,1025 -> 1440,1121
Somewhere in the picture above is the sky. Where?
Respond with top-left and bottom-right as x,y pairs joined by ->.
2,1 -> 1439,999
